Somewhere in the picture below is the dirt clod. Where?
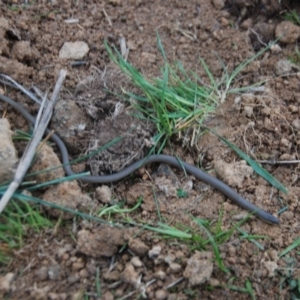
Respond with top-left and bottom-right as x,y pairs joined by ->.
77,227 -> 126,258
275,21 -> 300,44
95,185 -> 112,204
183,251 -> 214,286
128,238 -> 150,256
42,181 -> 93,219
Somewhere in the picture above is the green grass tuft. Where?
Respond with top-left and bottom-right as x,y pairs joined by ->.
0,199 -> 53,263
283,9 -> 300,26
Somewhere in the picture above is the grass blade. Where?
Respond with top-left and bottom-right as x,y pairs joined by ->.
209,129 -> 288,194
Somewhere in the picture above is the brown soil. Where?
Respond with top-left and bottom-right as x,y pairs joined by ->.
1,0 -> 300,299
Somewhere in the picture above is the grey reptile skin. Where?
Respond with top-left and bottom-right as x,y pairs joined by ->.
0,94 -> 280,224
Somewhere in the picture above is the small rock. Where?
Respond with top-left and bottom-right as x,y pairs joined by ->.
154,255 -> 165,265
121,263 -> 140,286
228,246 -> 236,257
59,41 -> 89,59
130,256 -> 143,268
67,274 -> 80,284
209,278 -> 220,286
79,269 -> 89,278
48,265 -> 61,280
155,289 -> 169,300
183,251 -> 213,286
48,293 -> 59,300
86,261 -> 97,275
270,43 -> 282,54
35,266 -> 48,281
102,291 -> 114,300
154,270 -> 166,280
164,254 -> 175,265
268,250 -> 279,262
211,0 -> 224,10
244,106 -> 253,117
103,270 -> 121,281
149,245 -> 162,259
141,52 -> 157,64
263,261 -> 278,277
0,273 -> 14,294
275,21 -> 300,44
155,175 -> 179,197
240,18 -> 252,30
96,185 -> 112,204
128,238 -> 149,256
275,59 -> 292,76
72,261 -> 85,272
168,262 -> 182,273
220,17 -> 229,27
182,180 -> 193,192
289,105 -> 298,113
0,119 -> 18,182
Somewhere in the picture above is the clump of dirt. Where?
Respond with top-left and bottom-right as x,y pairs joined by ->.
73,67 -> 156,174
88,109 -> 155,174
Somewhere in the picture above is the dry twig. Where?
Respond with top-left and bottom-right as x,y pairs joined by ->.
0,70 -> 67,214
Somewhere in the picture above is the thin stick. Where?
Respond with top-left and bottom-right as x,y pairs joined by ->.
0,70 -> 67,214
102,8 -> 112,26
0,73 -> 41,104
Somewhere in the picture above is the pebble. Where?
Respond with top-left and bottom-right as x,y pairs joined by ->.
35,266 -> 48,281
67,274 -> 80,284
0,273 -> 14,293
275,59 -> 292,76
164,254 -> 175,264
96,185 -> 112,203
128,238 -> 149,256
103,270 -> 121,281
155,289 -> 169,300
228,246 -> 236,256
130,256 -> 143,268
79,269 -> 89,278
227,257 -> 236,265
168,263 -> 182,273
48,265 -> 61,280
59,41 -> 89,59
155,270 -> 166,280
72,262 -> 85,272
149,245 -> 162,259
102,291 -> 114,300
211,0 -> 225,10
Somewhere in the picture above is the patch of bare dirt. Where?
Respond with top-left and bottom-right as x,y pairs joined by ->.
1,0 -> 300,299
